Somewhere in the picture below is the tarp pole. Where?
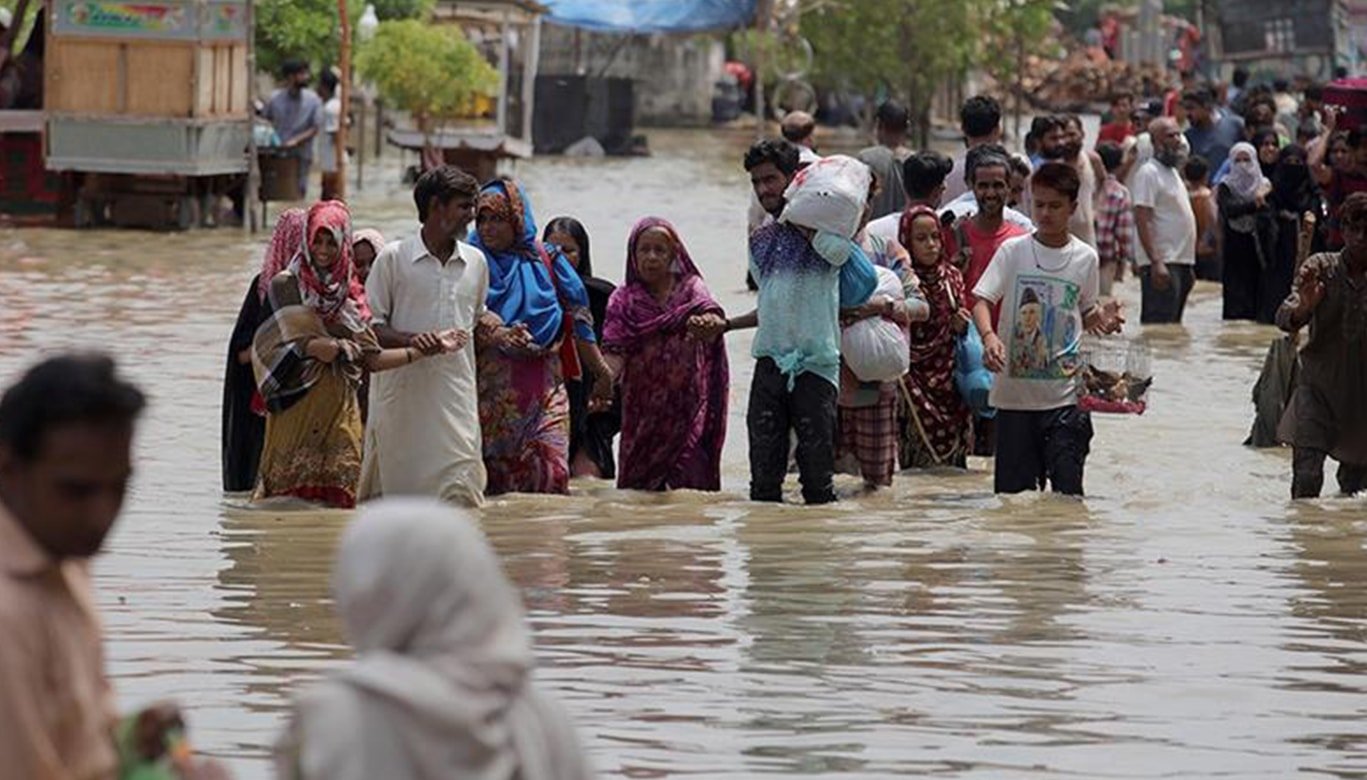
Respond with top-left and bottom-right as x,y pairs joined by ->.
523,15 -> 541,142
246,0 -> 260,232
497,10 -> 511,137
336,0 -> 350,199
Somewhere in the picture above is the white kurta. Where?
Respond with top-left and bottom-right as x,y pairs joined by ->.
359,234 -> 488,506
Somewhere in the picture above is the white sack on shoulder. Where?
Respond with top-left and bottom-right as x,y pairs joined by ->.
778,155 -> 872,239
841,266 -> 910,383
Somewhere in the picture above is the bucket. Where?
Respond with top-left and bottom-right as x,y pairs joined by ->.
258,150 -> 300,202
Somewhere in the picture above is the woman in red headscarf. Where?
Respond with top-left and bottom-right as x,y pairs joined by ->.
898,205 -> 972,469
251,201 -> 459,508
602,217 -> 729,491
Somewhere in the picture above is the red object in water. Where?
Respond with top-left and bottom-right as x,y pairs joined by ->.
1322,78 -> 1367,131
1079,396 -> 1147,415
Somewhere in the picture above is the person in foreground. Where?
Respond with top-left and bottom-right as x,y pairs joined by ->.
275,498 -> 593,780
602,217 -> 729,492
973,163 -> 1125,495
746,155 -> 878,504
0,354 -> 225,779
1276,191 -> 1367,499
254,201 -> 457,509
361,166 -> 488,507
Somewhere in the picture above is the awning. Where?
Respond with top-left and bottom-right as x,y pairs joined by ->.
543,0 -> 756,33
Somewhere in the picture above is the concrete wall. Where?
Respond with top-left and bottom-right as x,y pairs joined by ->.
538,25 -> 726,124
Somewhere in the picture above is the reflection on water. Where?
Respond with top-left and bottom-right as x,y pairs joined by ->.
2,129 -> 1367,778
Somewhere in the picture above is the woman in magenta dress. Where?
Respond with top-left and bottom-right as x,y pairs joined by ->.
602,217 -> 729,491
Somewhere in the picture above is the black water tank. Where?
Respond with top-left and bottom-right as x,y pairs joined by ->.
534,75 -> 635,155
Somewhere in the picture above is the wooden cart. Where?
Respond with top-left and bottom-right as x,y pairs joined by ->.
43,0 -> 251,228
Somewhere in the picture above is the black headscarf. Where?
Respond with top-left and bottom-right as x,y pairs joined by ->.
541,215 -> 613,341
1271,144 -> 1317,214
1251,128 -> 1281,179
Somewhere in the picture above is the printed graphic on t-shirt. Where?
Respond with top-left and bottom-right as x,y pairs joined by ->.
1008,274 -> 1081,380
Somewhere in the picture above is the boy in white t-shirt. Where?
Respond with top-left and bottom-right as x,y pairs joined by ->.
971,162 -> 1126,495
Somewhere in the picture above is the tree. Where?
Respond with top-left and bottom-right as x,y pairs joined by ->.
978,0 -> 1063,143
799,0 -> 1062,145
255,0 -> 434,78
801,0 -> 979,146
355,20 -> 498,158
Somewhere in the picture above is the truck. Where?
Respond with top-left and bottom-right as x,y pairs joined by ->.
1,0 -> 252,228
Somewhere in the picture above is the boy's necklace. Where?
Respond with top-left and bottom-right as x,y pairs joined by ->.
1031,235 -> 1075,273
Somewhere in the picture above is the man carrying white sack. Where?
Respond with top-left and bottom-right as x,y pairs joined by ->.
745,154 -> 878,505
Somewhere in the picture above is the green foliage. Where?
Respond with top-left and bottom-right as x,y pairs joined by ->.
255,0 -> 350,78
369,0 -> 437,20
355,20 -> 498,126
254,0 -> 434,78
801,0 -> 979,127
798,0 -> 1067,138
978,0 -> 1065,90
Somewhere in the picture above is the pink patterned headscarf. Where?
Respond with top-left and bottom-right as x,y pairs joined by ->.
602,217 -> 717,351
288,200 -> 372,324
258,208 -> 307,301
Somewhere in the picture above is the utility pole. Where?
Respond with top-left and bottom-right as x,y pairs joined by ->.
336,0 -> 351,200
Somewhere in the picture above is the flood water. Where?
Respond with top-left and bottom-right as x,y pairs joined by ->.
1,128 -> 1365,778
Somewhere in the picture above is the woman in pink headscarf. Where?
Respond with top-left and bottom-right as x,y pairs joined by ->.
223,208 -> 306,492
602,217 -> 729,491
251,201 -> 457,508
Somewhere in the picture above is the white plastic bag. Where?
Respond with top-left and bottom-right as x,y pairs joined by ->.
778,154 -> 872,239
841,266 -> 910,382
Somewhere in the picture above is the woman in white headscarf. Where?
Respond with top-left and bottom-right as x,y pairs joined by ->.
275,498 -> 594,780
1217,141 -> 1276,321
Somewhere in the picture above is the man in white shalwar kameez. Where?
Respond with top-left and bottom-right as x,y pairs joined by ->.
360,167 -> 488,506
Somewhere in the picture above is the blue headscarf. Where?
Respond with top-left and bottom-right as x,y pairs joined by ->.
469,179 -> 592,348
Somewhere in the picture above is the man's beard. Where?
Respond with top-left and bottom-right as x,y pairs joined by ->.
1041,145 -> 1067,161
1062,142 -> 1083,160
1155,147 -> 1186,168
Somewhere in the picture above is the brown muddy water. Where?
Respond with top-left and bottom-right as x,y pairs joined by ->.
0,129 -> 1364,778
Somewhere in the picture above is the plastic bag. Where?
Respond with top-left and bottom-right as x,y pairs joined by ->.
778,154 -> 872,239
1077,336 -> 1152,414
841,267 -> 910,382
954,320 -> 995,417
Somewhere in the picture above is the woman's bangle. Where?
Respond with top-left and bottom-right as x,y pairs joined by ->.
405,347 -> 415,364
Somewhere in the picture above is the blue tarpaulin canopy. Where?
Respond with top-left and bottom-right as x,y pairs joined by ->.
543,0 -> 756,33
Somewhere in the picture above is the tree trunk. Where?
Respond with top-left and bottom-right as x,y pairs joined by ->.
1014,27 -> 1025,153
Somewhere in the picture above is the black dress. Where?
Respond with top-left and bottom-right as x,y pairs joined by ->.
1218,184 -> 1276,322
1262,188 -> 1324,326
222,276 -> 267,492
567,277 -> 621,478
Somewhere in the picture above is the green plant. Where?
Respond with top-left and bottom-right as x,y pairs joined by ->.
355,20 -> 498,151
801,0 -> 980,143
254,0 -> 434,78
